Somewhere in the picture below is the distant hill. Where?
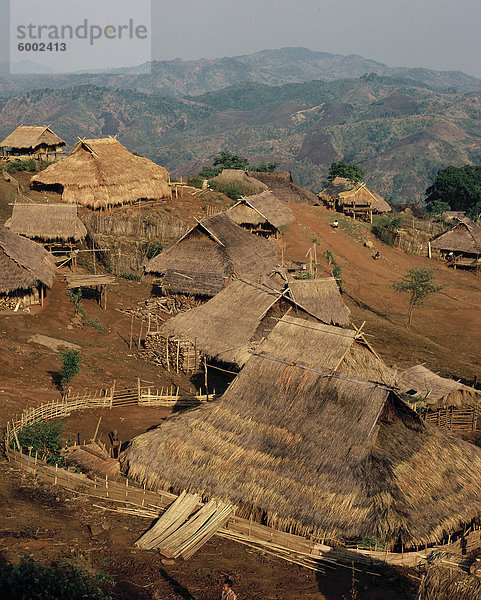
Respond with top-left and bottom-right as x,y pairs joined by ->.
1,75 -> 481,203
1,47 -> 481,98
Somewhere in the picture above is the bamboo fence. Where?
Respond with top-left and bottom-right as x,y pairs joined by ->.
4,383 -> 477,572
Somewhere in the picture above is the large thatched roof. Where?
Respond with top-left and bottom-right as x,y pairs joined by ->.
227,191 -> 294,230
247,171 -> 319,205
418,552 -> 481,600
287,278 -> 350,326
0,226 -> 56,294
124,315 -> 481,548
0,126 -> 65,150
158,277 -> 323,367
431,218 -> 481,254
30,137 -> 171,209
320,177 -> 391,213
397,365 -> 481,409
5,203 -> 87,242
145,213 -> 279,297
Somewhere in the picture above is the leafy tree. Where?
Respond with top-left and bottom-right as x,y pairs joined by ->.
250,160 -> 278,172
427,199 -> 452,216
58,349 -> 82,388
425,165 -> 481,217
328,161 -> 365,183
17,421 -> 65,464
391,268 -> 444,326
213,150 -> 249,170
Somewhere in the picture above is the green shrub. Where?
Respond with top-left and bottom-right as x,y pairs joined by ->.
118,272 -> 141,281
0,556 -> 115,600
83,317 -> 106,332
186,175 -> 205,189
208,179 -> 257,200
17,421 -> 64,464
372,215 -> 402,246
58,349 -> 82,387
140,241 -> 163,259
5,158 -> 49,173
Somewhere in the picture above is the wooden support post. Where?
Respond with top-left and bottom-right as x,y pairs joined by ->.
110,380 -> 116,409
40,286 -> 44,307
92,416 -> 102,442
204,355 -> 208,393
138,319 -> 144,349
166,336 -> 170,371
129,314 -> 134,350
176,340 -> 180,374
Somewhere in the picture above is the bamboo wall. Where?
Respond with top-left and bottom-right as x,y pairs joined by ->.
423,406 -> 479,432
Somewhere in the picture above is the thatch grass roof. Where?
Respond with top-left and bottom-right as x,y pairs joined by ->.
397,365 -> 481,409
287,278 -> 350,326
0,126 -> 65,150
145,213 -> 279,297
5,203 -> 87,242
227,191 -> 294,230
431,218 -> 481,254
124,315 -> 481,548
320,177 -> 391,213
247,171 -> 319,205
0,226 -> 56,294
30,137 -> 171,209
213,169 -> 268,193
158,277 -> 321,367
418,552 -> 481,600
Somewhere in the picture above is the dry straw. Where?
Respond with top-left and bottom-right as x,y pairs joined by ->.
5,203 -> 87,242
31,137 -> 171,209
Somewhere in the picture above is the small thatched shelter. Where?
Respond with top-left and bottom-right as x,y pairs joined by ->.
212,169 -> 268,193
145,212 -> 279,299
418,552 -> 481,600
0,126 -> 65,160
398,365 -> 481,432
156,277 -> 326,370
247,171 -> 319,205
5,203 -> 87,244
126,315 -> 481,548
30,137 -> 171,209
227,191 -> 294,237
287,278 -> 350,326
431,217 -> 481,269
320,177 -> 391,219
0,226 -> 56,308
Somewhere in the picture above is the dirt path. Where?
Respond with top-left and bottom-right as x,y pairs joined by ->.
286,204 -> 481,380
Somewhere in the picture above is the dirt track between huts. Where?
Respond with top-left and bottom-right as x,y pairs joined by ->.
0,197 -> 479,598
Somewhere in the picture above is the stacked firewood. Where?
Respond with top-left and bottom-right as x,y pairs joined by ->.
142,334 -> 200,372
0,296 -> 23,310
167,294 -> 205,313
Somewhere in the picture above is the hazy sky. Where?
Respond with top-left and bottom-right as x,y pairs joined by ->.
1,0 -> 480,77
152,0 -> 481,77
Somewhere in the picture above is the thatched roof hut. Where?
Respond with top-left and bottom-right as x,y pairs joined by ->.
124,315 -> 481,548
287,278 -> 350,326
158,277 -> 325,368
0,226 -> 56,295
227,191 -> 294,236
431,218 -> 481,256
418,552 -> 481,600
0,126 -> 65,159
397,365 -> 481,409
321,177 -> 391,214
30,137 -> 171,209
145,212 -> 279,297
5,203 -> 87,243
247,171 -> 319,205
212,169 -> 268,193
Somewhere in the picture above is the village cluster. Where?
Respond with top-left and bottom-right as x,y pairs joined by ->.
1,124 -> 481,599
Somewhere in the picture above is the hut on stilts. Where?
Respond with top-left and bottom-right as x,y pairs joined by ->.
30,137 -> 171,210
5,203 -> 86,258
397,365 -> 481,432
147,276 -> 349,373
431,217 -> 481,271
227,191 -> 294,238
123,315 -> 481,551
144,212 -> 279,306
0,226 -> 56,310
0,126 -> 65,160
319,177 -> 391,221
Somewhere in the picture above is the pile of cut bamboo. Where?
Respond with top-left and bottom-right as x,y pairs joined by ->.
136,491 -> 235,560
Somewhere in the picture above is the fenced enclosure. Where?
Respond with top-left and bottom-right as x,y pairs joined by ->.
83,212 -> 187,242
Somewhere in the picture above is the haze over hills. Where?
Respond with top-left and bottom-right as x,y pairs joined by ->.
1,73 -> 481,204
1,47 -> 481,98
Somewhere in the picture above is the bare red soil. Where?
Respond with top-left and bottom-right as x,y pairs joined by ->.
1,193 -> 478,599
